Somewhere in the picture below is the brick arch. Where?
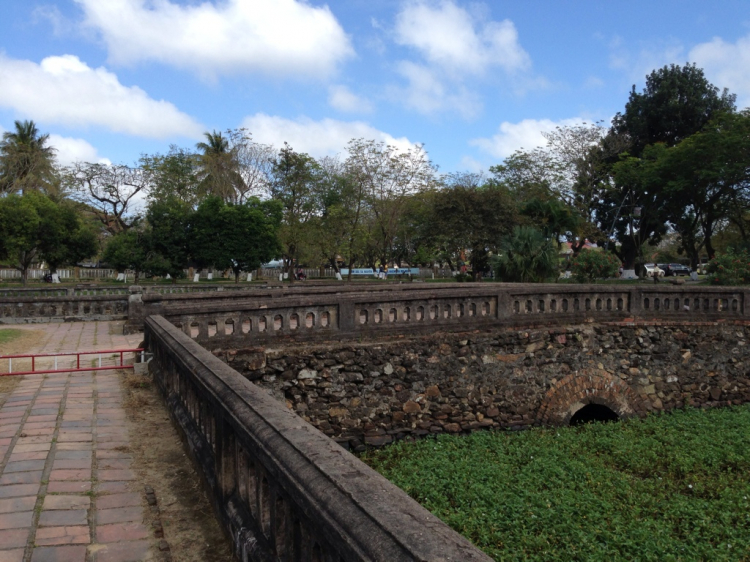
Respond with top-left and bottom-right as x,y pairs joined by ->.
537,368 -> 646,426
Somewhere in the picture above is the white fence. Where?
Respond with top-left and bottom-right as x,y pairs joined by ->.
1,266 -> 460,282
0,268 -> 117,280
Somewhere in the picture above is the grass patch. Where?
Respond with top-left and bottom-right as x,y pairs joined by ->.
362,406 -> 750,561
0,329 -> 24,345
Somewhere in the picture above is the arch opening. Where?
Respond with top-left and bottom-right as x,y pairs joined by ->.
570,403 -> 619,426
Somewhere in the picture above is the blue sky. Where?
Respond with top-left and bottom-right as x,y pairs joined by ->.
1,0 -> 748,173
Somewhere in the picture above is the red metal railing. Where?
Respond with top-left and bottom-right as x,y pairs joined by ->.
0,348 -> 145,376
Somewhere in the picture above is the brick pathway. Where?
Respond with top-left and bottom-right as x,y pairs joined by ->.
0,322 -> 160,562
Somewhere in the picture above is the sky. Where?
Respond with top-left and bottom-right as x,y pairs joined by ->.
1,0 -> 749,174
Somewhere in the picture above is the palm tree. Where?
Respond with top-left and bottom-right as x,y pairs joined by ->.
492,226 -> 559,283
0,120 -> 57,196
196,130 -> 243,203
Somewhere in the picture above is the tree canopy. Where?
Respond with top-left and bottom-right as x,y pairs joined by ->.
0,120 -> 58,196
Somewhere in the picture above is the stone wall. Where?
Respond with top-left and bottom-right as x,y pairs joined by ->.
145,315 -> 493,562
0,294 -> 129,324
161,283 -> 749,347
222,321 -> 750,449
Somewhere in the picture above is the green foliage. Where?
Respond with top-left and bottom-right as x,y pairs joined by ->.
706,249 -> 750,285
492,226 -> 558,283
39,201 -> 98,273
0,329 -> 24,345
571,249 -> 620,283
101,229 -> 153,283
190,196 -> 282,282
423,177 -> 518,274
142,146 -> 201,206
521,198 -> 580,246
613,63 -> 736,157
270,144 -> 322,271
0,120 -> 57,196
145,197 -> 192,280
363,406 -> 750,561
0,192 -> 96,284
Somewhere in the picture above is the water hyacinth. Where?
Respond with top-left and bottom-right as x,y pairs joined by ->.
362,405 -> 750,561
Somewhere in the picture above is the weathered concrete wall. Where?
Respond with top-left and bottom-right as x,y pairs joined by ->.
163,283 -> 749,347
0,293 -> 129,324
221,322 -> 750,449
145,315 -> 493,562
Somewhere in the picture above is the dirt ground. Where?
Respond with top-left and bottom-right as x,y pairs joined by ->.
122,372 -> 234,562
0,328 -> 45,394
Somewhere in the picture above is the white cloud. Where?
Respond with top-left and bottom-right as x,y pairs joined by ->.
389,1 -> 535,118
471,117 -> 586,158
393,61 -> 481,118
74,0 -> 354,80
607,35 -> 685,84
0,54 -> 203,139
328,85 -> 373,113
459,155 -> 484,173
584,76 -> 605,89
394,0 -> 530,76
241,113 -> 415,157
48,134 -> 111,166
690,34 -> 750,108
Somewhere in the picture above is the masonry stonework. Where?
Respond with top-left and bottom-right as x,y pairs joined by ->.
221,322 -> 750,449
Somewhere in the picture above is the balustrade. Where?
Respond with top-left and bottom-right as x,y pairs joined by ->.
160,284 -> 748,345
145,315 -> 492,562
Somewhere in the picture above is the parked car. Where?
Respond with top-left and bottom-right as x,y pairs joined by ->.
644,263 -> 664,278
661,263 -> 691,276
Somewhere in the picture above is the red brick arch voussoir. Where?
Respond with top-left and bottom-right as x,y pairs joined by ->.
537,368 -> 647,426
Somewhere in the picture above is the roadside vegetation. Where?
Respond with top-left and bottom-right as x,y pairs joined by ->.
362,406 -> 750,561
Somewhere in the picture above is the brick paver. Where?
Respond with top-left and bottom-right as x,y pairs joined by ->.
0,322 -> 163,561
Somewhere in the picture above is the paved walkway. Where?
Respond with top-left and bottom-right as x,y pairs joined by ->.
0,322 -> 159,562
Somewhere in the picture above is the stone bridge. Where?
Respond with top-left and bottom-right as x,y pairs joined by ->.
6,281 -> 750,561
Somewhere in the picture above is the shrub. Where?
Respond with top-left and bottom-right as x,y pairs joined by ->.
492,226 -> 558,283
707,249 -> 750,285
570,249 -> 620,283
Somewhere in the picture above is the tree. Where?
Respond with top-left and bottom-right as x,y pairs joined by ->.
421,173 -> 518,277
230,129 -> 275,203
612,63 -> 736,157
649,110 -> 750,265
0,193 -> 96,285
101,229 -> 152,284
196,130 -> 233,199
0,194 -> 41,285
490,122 -> 625,255
489,148 -> 555,202
598,64 -> 738,270
64,162 -> 151,234
145,197 -> 192,281
190,196 -> 282,282
0,120 -> 58,196
195,129 -> 275,205
142,146 -> 201,207
607,146 -> 671,271
269,144 -> 322,279
520,198 -> 580,248
302,156 -> 362,274
38,201 -> 98,274
492,226 -> 558,283
344,139 -> 436,268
